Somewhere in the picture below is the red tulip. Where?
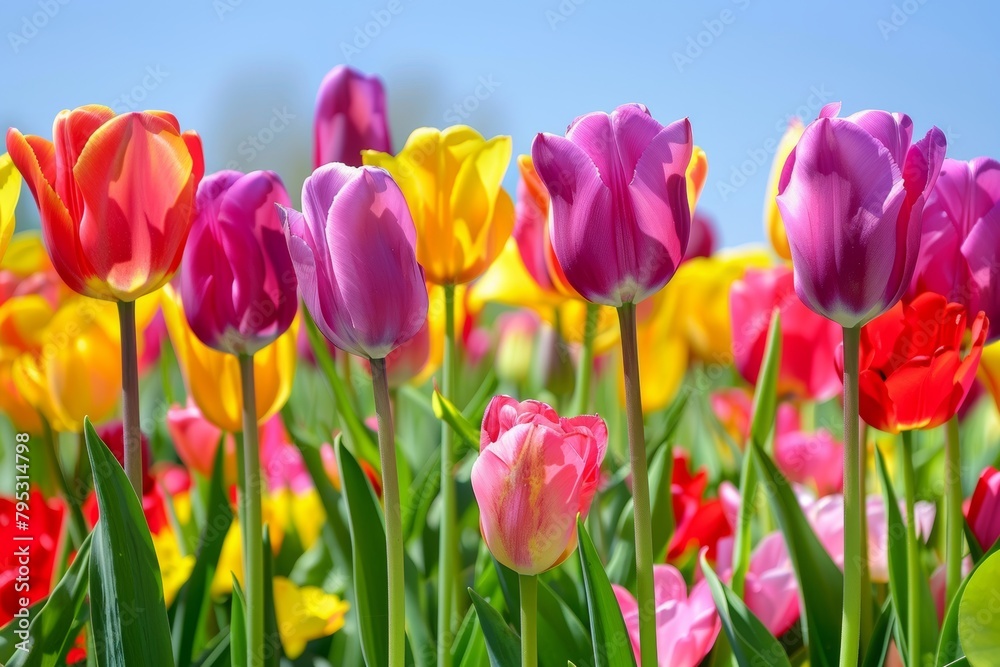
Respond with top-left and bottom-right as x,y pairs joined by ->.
669,450 -> 731,562
0,490 -> 63,625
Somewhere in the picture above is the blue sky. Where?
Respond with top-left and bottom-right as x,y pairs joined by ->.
3,0 -> 998,247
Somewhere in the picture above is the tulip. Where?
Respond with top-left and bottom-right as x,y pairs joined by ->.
166,400 -> 238,482
151,528 -> 196,607
774,427 -> 844,496
683,211 -> 716,261
281,162 -> 426,667
966,466 -> 1000,552
0,153 -> 21,262
181,170 -> 297,355
96,420 -> 155,495
730,265 -> 842,401
314,65 -> 391,168
669,450 -> 732,562
0,490 -> 63,625
909,157 -> 1000,340
764,119 -> 803,260
0,232 -> 66,308
717,532 -> 800,638
273,577 -> 350,659
613,565 -> 720,667
363,125 -> 514,286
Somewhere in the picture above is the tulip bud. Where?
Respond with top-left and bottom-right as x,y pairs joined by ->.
314,65 -> 391,168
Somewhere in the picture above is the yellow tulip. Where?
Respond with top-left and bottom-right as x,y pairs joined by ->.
363,126 -> 515,285
764,120 -> 804,260
162,285 -> 297,432
151,528 -> 195,607
273,577 -> 349,659
0,347 -> 41,433
0,153 -> 21,262
978,341 -> 1000,413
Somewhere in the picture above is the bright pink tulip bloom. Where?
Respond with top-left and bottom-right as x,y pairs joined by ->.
314,65 -> 391,168
776,102 -> 947,327
684,211 -> 717,261
280,164 -> 428,359
716,532 -> 800,638
471,396 -> 607,575
166,400 -> 236,479
532,104 -> 693,306
730,265 -> 843,401
774,426 -> 844,496
613,565 -> 720,667
966,466 -> 1000,552
181,170 -> 296,355
910,157 -> 1000,340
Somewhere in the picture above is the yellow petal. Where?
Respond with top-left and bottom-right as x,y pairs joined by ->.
273,577 -> 350,659
764,120 -> 803,261
468,238 -> 562,313
0,153 -> 21,262
1,231 -> 51,276
686,145 -> 708,213
151,528 -> 195,608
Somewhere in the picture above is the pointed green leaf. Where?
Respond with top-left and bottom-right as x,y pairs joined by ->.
230,578 -> 247,667
861,600 -> 894,667
85,418 -> 175,667
469,588 -> 521,667
958,548 -> 1000,666
432,389 -> 480,453
577,518 -> 637,667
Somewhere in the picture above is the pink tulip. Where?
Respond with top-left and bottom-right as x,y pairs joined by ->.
258,416 -> 313,493
471,396 -> 607,575
532,104 -> 693,306
910,158 -> 1000,341
181,170 -> 297,355
776,102 -> 947,327
613,565 -> 720,667
166,400 -> 236,479
774,427 -> 844,496
279,164 -> 428,360
966,466 -> 1000,552
716,532 -> 800,638
684,211 -> 717,261
314,65 -> 391,168
730,265 -> 842,401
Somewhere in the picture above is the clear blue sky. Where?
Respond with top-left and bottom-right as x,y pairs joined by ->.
3,0 -> 997,247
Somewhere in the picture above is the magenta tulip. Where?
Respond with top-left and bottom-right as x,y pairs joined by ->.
910,157 -> 1000,340
279,163 -> 427,359
966,466 -> 1000,552
531,104 -> 693,306
314,65 -> 391,168
181,170 -> 296,355
776,102 -> 947,327
613,565 -> 720,667
471,396 -> 607,575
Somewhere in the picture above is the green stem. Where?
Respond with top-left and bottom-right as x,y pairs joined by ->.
371,358 -> 405,667
572,302 -> 599,415
238,354 -> 264,667
944,416 -> 963,607
731,448 -> 756,597
116,300 -> 143,495
618,303 -> 657,667
437,284 -> 458,667
839,325 -> 862,667
900,430 -> 921,665
859,422 -> 872,656
520,574 -> 538,667
40,419 -> 87,545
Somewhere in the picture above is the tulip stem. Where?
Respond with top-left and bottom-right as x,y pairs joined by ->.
618,303 -> 657,667
944,416 -> 963,607
519,574 -> 538,667
237,354 -> 265,667
839,325 -> 862,667
116,300 -> 143,495
900,430 -> 921,664
437,284 -> 458,667
572,302 -> 599,415
370,357 -> 406,667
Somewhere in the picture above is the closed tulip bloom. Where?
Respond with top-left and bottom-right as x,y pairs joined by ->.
314,65 -> 391,168
684,211 -> 717,261
181,170 -> 297,355
764,119 -> 804,260
910,157 -> 1000,340
6,105 -> 204,301
471,396 -> 607,575
532,104 -> 693,307
730,265 -> 843,401
280,163 -> 427,359
839,292 -> 988,433
0,153 -> 21,262
966,467 -> 1000,552
363,125 -> 514,285
776,103 -> 947,327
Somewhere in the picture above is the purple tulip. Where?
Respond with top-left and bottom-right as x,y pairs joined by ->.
910,157 -> 1000,340
314,65 -> 391,168
279,164 -> 427,359
776,102 -> 947,327
531,104 -> 693,307
181,170 -> 297,355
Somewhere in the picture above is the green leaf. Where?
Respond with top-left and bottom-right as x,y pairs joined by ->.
85,418 -> 176,667
4,534 -> 92,667
230,578 -> 247,667
936,573 -> 972,667
648,442 -> 675,562
861,600 -> 894,667
336,439 -> 389,667
958,548 -> 1000,666
469,588 -> 521,667
699,554 -> 791,667
452,604 -> 487,667
753,443 -> 842,667
432,389 -> 480,453
537,580 -> 592,666
577,518 -> 636,667
173,437 -> 234,667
